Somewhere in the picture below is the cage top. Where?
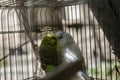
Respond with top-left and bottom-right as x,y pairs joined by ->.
0,0 -> 89,8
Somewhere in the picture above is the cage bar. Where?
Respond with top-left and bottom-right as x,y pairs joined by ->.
0,0 -> 120,80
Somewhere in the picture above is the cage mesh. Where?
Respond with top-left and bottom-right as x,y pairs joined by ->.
0,0 -> 120,80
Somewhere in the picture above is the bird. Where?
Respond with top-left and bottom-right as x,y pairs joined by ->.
55,31 -> 91,80
39,33 -> 61,73
55,31 -> 85,69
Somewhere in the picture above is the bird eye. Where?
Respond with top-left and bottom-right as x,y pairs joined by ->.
51,36 -> 56,40
59,36 -> 63,39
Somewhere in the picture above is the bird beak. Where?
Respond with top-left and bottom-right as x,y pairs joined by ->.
55,31 -> 64,39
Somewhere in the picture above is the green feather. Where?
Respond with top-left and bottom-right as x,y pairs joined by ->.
46,65 -> 56,73
39,33 -> 61,73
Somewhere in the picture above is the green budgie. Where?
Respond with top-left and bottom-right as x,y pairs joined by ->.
55,31 -> 91,80
39,33 -> 61,73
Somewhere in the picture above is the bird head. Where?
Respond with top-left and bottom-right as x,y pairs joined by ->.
42,33 -> 58,46
55,31 -> 75,49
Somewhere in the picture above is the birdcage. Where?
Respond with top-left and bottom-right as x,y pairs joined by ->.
0,0 -> 120,80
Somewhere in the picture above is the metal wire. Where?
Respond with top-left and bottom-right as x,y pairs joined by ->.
0,0 -> 89,8
0,0 -> 120,80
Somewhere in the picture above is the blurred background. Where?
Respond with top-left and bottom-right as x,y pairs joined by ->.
0,0 -> 120,80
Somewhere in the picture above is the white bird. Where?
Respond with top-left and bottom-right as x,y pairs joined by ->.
55,31 -> 91,80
